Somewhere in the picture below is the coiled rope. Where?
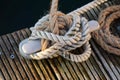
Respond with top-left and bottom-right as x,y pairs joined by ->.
92,5 -> 120,55
20,0 -> 106,62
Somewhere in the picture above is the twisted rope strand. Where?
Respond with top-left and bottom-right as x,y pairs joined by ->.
29,13 -> 92,62
92,5 -> 120,55
41,0 -> 59,50
59,42 -> 91,62
58,17 -> 92,62
19,0 -> 105,62
29,14 -> 81,59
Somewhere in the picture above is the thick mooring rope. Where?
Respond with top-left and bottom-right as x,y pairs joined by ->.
20,0 -> 107,62
29,14 -> 91,62
92,5 -> 120,55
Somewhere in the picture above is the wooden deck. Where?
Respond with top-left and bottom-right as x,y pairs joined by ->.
0,0 -> 120,80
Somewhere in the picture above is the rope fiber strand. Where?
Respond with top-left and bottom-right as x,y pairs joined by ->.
92,5 -> 120,55
19,0 -> 106,62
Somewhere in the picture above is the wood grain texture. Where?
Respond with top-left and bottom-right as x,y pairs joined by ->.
0,0 -> 120,80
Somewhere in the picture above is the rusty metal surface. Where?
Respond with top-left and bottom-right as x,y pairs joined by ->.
0,0 -> 120,80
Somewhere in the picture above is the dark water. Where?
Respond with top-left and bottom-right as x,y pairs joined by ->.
0,0 -> 92,36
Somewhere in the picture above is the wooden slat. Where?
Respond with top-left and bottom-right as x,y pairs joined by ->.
46,56 -> 66,79
24,28 -> 56,80
15,33 -> 40,80
0,48 -> 13,80
56,58 -> 71,80
0,36 -> 18,80
92,2 -> 120,79
63,60 -> 79,79
84,1 -> 120,79
21,30 -> 49,79
40,60 -> 56,80
107,0 -> 120,75
82,11 -> 109,80
6,34 -> 29,80
13,31 -> 38,80
26,29 -> 74,80
0,69 -> 4,80
0,0 -> 120,80
0,51 -> 11,80
91,41 -> 119,80
69,61 -> 84,79
75,62 -> 90,80
9,33 -> 34,80
90,51 -> 110,80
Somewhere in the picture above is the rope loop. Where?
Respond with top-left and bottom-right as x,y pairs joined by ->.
27,12 -> 92,62
92,5 -> 120,55
19,0 -> 105,62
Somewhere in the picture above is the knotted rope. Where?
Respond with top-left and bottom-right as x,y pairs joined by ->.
41,0 -> 73,51
92,5 -> 120,55
20,0 -> 106,62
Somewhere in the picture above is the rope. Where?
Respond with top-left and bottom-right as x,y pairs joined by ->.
19,0 -> 106,62
92,5 -> 120,55
41,0 -> 72,51
58,17 -> 92,62
29,14 -> 92,62
41,0 -> 59,51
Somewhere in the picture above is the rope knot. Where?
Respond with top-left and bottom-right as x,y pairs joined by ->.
25,0 -> 100,62
37,11 -> 73,50
47,11 -> 72,35
40,0 -> 73,51
93,5 -> 120,55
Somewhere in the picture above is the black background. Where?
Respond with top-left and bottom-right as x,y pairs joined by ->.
0,0 -> 92,35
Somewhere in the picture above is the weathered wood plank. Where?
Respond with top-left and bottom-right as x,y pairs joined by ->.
11,32 -> 36,80
93,2 -> 120,79
0,63 -> 9,80
69,61 -> 85,80
0,70 -> 4,80
19,29 -> 45,80
24,28 -> 56,80
48,59 -> 62,80
76,63 -> 90,80
52,58 -> 69,79
0,46 -> 14,80
22,30 -> 50,80
91,41 -> 118,80
82,13 -> 105,80
41,60 -> 56,80
89,5 -> 111,80
0,0 -> 120,80
15,30 -> 39,80
25,29 -> 73,80
6,34 -> 29,80
2,35 -> 24,80
57,57 -> 74,80
90,52 -> 110,80
0,36 -> 18,80
64,60 -> 79,79
83,4 -> 115,80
